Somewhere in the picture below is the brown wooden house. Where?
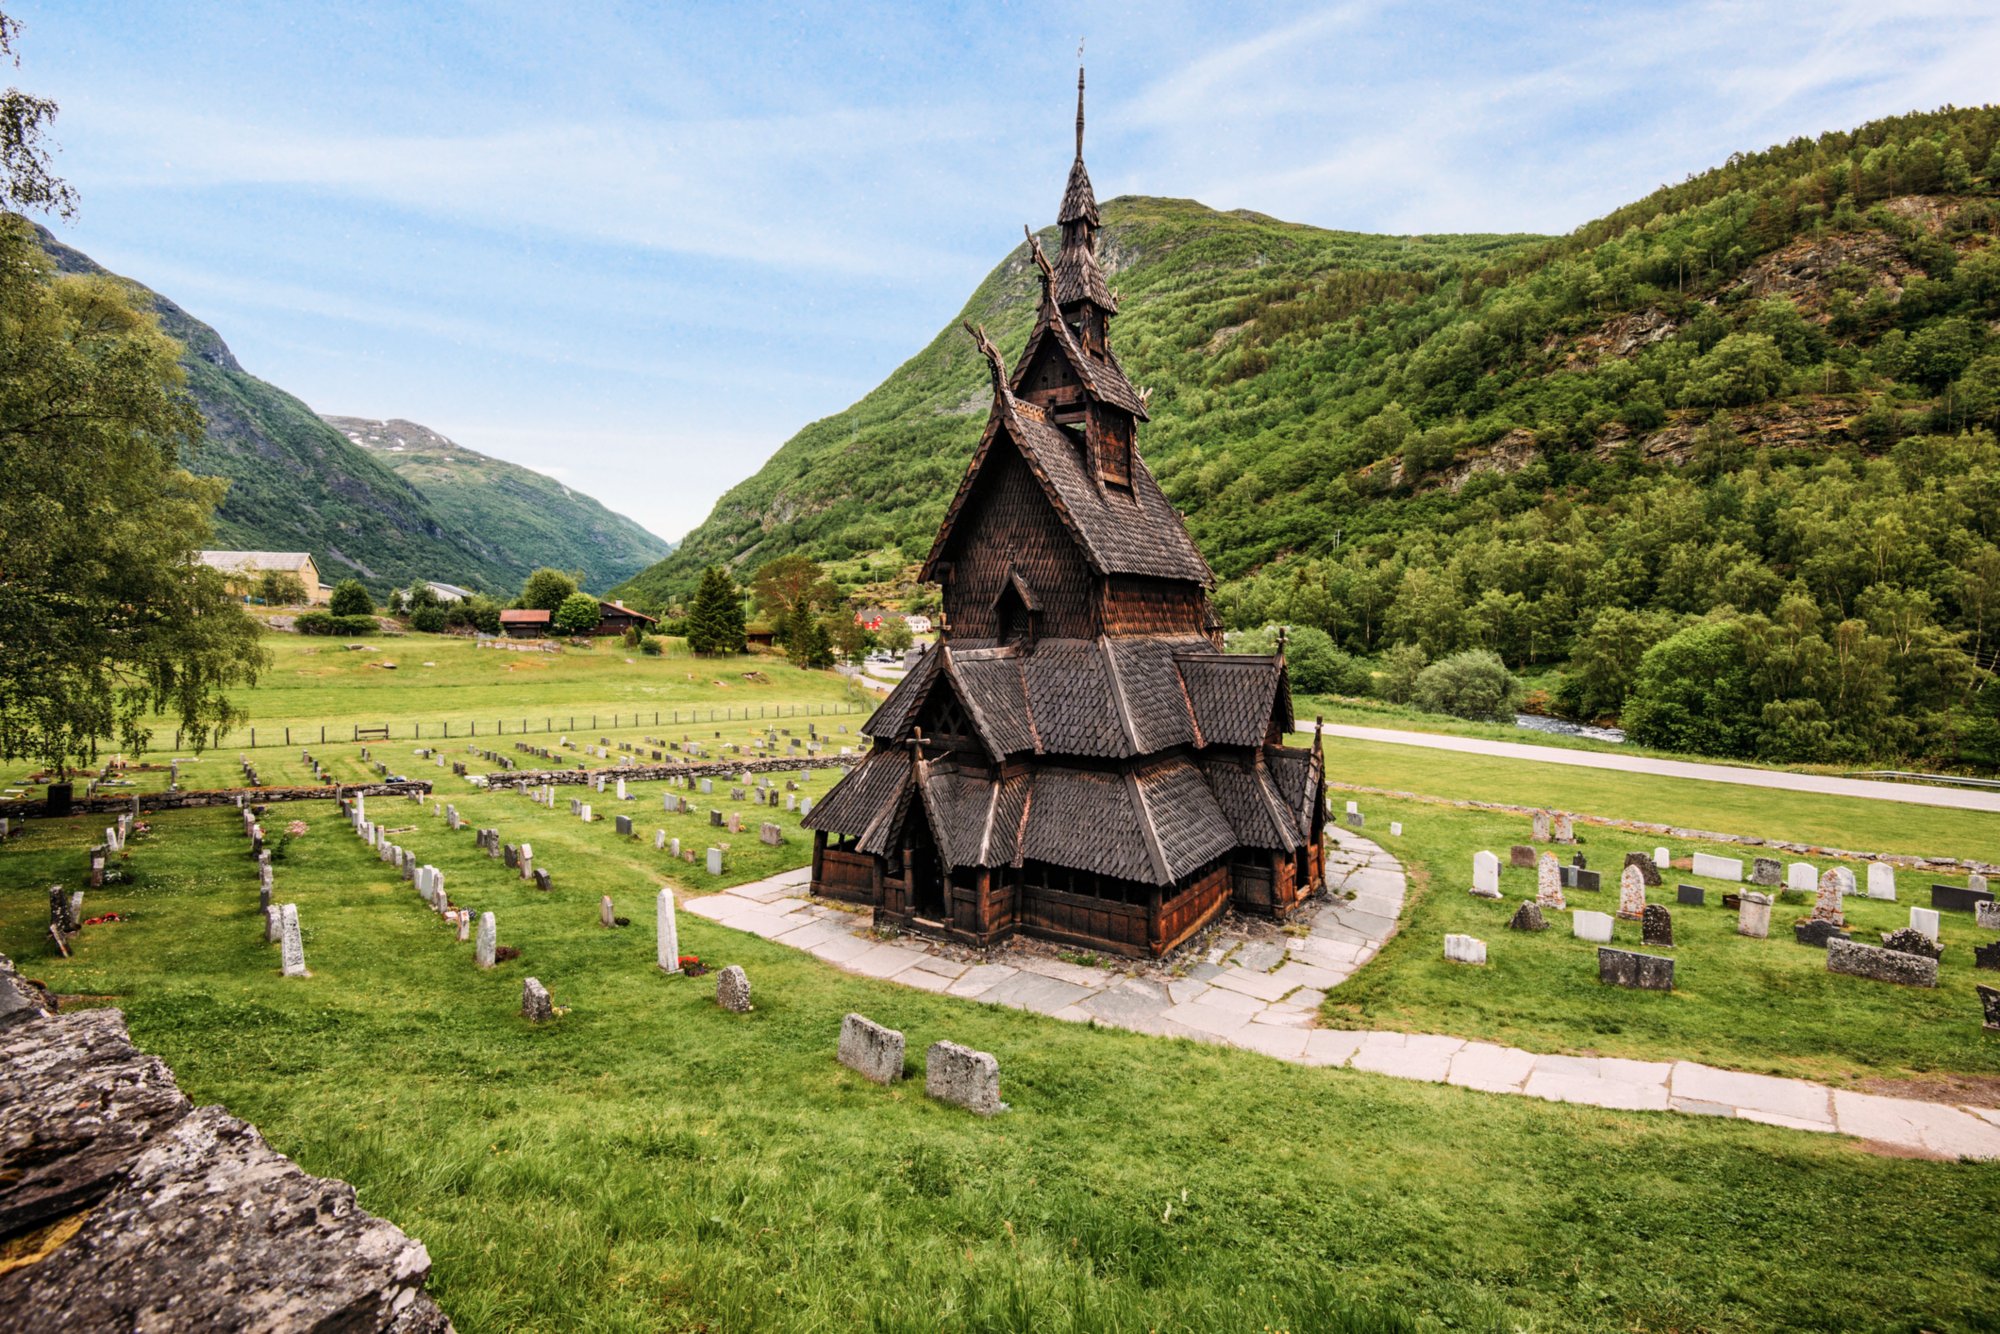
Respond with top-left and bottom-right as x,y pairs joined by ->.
805,73 -> 1325,959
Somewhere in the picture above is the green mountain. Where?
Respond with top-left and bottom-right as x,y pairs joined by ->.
322,415 -> 671,593
616,107 -> 2000,766
32,226 -> 666,596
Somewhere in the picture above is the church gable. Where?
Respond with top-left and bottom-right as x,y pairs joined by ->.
935,429 -> 1096,645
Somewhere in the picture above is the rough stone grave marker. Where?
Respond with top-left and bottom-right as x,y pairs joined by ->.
1828,938 -> 1937,988
476,913 -> 497,968
1599,947 -> 1673,991
1641,904 -> 1674,948
1536,853 -> 1565,910
838,1013 -> 906,1084
279,905 -> 307,977
716,965 -> 752,1012
925,1040 -> 1005,1115
1737,890 -> 1771,938
1751,857 -> 1783,887
1617,865 -> 1647,921
522,978 -> 553,1022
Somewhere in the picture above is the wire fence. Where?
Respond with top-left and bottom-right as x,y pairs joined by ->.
184,700 -> 872,752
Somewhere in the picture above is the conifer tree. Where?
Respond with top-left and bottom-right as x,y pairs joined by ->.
687,566 -> 745,655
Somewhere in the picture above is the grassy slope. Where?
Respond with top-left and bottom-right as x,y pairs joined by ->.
323,416 -> 673,594
611,199 -> 1532,606
6,808 -> 1998,1332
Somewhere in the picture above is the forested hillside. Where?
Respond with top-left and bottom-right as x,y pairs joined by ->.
620,107 -> 2000,767
324,416 -> 670,592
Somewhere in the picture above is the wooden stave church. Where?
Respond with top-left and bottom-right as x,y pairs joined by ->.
804,72 -> 1326,959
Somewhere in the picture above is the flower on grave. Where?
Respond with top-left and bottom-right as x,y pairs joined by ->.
678,955 -> 700,968
287,820 -> 309,837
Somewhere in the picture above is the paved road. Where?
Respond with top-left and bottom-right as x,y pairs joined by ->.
1314,722 -> 2000,814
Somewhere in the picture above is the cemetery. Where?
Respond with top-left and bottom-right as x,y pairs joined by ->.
5,50 -> 2000,1334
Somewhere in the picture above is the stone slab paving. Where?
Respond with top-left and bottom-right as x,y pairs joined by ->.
684,832 -> 2000,1159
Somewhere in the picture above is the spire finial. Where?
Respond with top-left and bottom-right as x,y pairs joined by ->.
1075,58 -> 1086,159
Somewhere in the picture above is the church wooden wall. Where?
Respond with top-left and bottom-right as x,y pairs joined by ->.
941,439 -> 1097,642
1098,576 -> 1210,637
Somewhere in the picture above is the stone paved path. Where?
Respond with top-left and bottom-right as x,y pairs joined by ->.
1317,721 -> 2000,814
687,829 -> 2000,1159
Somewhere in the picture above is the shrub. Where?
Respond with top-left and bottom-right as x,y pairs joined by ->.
329,579 -> 373,617
293,612 -> 333,635
292,612 -> 378,637
1377,643 -> 1429,704
1622,621 -> 1758,757
553,592 -> 602,636
638,634 -> 663,656
1276,626 -> 1369,696
1410,649 -> 1524,720
410,605 -> 447,633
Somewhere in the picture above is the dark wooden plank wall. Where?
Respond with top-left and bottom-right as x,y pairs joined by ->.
1099,576 -> 1208,637
941,440 -> 1097,642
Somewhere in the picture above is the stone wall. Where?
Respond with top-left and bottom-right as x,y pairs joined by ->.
1,781 -> 433,821
486,753 -> 857,790
0,954 -> 453,1330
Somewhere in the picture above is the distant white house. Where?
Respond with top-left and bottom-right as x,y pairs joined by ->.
426,581 -> 475,603
904,614 -> 934,635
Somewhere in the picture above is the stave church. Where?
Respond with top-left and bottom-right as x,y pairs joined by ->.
804,71 -> 1326,958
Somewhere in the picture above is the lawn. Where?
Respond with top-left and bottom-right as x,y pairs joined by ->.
1330,794 -> 2000,1084
6,808 -> 1998,1333
1304,731 -> 2000,859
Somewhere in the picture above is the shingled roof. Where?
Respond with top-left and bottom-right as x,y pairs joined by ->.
922,393 -> 1210,587
1010,275 -> 1148,419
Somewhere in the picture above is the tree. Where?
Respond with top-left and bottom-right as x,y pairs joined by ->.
1377,643 -> 1429,704
0,11 -> 77,218
329,579 -> 373,617
750,553 -> 835,639
520,567 -> 579,613
827,613 -> 873,666
790,612 -> 835,669
410,604 -> 446,633
1411,650 -> 1524,721
257,569 -> 307,606
0,216 -> 263,774
1680,332 -> 1786,407
1622,621 -> 1759,757
877,615 -> 914,655
685,566 -> 745,655
552,592 -> 601,636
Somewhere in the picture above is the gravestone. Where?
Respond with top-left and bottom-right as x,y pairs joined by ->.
700,779 -> 713,795
264,903 -> 282,943
1551,812 -> 1575,844
1653,846 -> 1670,869
1974,872 -> 1992,895
519,844 -> 533,880
600,896 -> 616,929
1617,865 -> 1647,921
1509,845 -> 1535,869
1931,883 -> 1994,914
1813,867 -> 1852,924
1573,869 -> 1602,893
1641,904 -> 1674,948
1911,906 -> 1942,943
1624,852 -> 1661,888
925,1040 -> 1005,1115
522,978 -> 553,1022
1389,822 -> 1403,837
615,815 -> 633,837
1977,901 -> 2000,930
709,810 -> 723,828
1443,933 -> 1487,965
1692,853 -> 1743,882
279,904 -> 307,978
1572,910 -> 1613,943
1532,811 -> 1550,842
616,778 -> 629,801
476,913 -> 497,968
503,844 -> 519,870
1676,883 -> 1705,907
1507,900 -> 1546,932
655,829 -> 667,851
1786,862 -> 1816,893
706,847 -> 723,875
1828,938 -> 1937,988
1750,857 -> 1783,887
670,838 -> 681,858
1470,850 -> 1501,899
579,804 -> 592,823
1879,926 -> 1942,960
657,888 -> 681,973
1974,940 -> 2000,971
1536,853 -> 1565,910
1727,890 -> 1779,943
1344,810 -> 1365,830
1793,919 -> 1850,948
760,823 -> 783,847
1980,984 -> 2000,1031
1867,861 -> 1897,901
1598,947 -> 1673,991
716,964 -> 752,1013
838,1013 -> 906,1084
456,912 -> 471,942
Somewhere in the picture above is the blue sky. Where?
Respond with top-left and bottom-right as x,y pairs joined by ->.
13,1 -> 2000,543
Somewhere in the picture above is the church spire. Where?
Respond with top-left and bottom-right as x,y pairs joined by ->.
1053,64 -> 1116,323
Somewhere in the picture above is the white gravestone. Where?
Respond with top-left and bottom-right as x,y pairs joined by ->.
1470,851 -> 1501,899
706,847 -> 724,875
1910,906 -> 1940,944
1737,890 -> 1772,938
1691,853 -> 1742,881
279,904 -> 307,977
1572,910 -> 1614,943
1443,933 -> 1487,965
657,887 -> 681,973
1787,862 -> 1816,893
1867,861 -> 1897,901
476,912 -> 497,968
1653,847 -> 1670,869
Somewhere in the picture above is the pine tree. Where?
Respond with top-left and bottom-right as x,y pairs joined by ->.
791,611 -> 834,669
687,566 -> 744,655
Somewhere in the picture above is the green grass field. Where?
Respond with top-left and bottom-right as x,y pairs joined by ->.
8,630 -> 2000,1329
6,808 -> 1999,1332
